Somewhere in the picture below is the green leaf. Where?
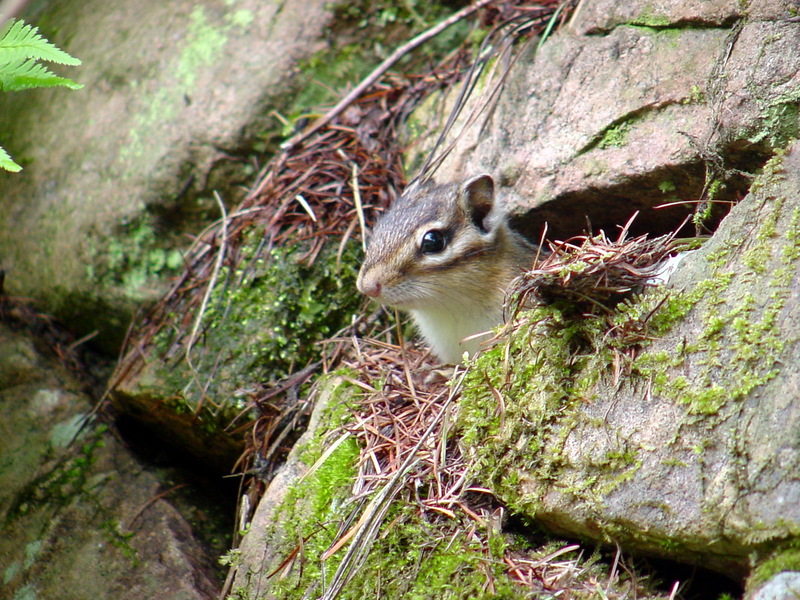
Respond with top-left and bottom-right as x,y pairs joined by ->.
0,145 -> 22,172
0,19 -> 81,66
0,57 -> 82,91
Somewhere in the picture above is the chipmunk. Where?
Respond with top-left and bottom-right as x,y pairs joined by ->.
356,174 -> 538,364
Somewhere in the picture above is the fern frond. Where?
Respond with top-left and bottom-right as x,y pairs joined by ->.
0,57 -> 82,91
0,144 -> 22,172
0,19 -> 81,66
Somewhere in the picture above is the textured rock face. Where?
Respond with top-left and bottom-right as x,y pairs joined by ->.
482,142 -> 800,576
429,0 -> 799,241
7,0 -> 798,596
0,0 -> 335,350
0,323 -> 220,599
750,572 -> 800,600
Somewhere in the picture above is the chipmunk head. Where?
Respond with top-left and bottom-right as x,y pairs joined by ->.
356,173 -> 536,363
356,174 -> 505,310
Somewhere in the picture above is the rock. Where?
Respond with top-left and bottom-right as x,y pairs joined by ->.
109,238 -> 363,474
420,0 -> 799,241
0,322 -> 221,599
572,0 -> 744,32
749,572 -> 800,600
398,0 -> 800,582
0,0 -> 338,352
460,139 -> 800,578
226,374 -> 342,597
226,376 -> 576,600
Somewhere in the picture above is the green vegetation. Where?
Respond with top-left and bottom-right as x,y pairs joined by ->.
627,9 -> 672,29
102,519 -> 138,566
747,97 -> 800,150
87,214 -> 184,297
143,234 -> 364,437
4,425 -> 106,523
231,374 -> 506,598
230,372 -> 677,599
458,305 -> 626,516
685,84 -> 705,104
263,0 -> 472,147
748,539 -> 800,593
0,19 -> 82,171
658,180 -> 677,193
596,121 -> 632,150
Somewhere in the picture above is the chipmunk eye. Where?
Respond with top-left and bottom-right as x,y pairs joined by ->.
420,229 -> 447,254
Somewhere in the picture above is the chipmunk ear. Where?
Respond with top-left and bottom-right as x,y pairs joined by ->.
460,174 -> 496,234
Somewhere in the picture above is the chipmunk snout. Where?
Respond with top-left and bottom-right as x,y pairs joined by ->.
357,271 -> 382,298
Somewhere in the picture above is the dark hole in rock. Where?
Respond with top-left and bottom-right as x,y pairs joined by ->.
641,556 -> 743,600
114,414 -> 238,582
513,152 -> 769,243
144,152 -> 254,239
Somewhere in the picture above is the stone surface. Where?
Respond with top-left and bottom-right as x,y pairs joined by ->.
749,572 -> 800,600
225,1 -> 800,593
7,0 -> 798,596
461,140 -> 800,578
0,0 -> 337,351
571,0 -> 744,33
226,377 -> 338,597
0,322 -> 221,599
400,0 -> 800,580
422,0 -> 799,241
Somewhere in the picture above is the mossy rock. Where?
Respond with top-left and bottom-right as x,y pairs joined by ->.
227,374 -> 664,600
111,238 -> 364,473
458,141 -> 800,578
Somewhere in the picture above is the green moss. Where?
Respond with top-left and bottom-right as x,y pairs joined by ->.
258,404 -> 361,597
597,121 -> 632,150
289,43 -> 377,126
120,3 -> 257,164
226,377 -> 506,598
781,206 -> 800,262
231,359 -> 682,600
101,519 -> 138,566
627,9 -> 672,29
660,457 -> 688,468
454,148 -> 800,553
296,435 -> 360,523
658,180 -> 677,193
745,93 -> 800,151
748,539 -> 800,592
236,374 -> 533,600
637,274 -> 785,416
86,213 -> 184,298
144,235 -> 364,434
178,6 -> 229,89
226,9 -> 254,30
334,509 -> 522,600
627,171 -> 792,418
4,429 -> 106,523
685,84 -> 706,105
457,307 -> 620,516
211,239 -> 362,376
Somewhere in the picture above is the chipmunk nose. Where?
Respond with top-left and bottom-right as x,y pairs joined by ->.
357,272 -> 382,298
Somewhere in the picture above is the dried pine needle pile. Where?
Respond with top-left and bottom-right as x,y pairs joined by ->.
506,220 -> 684,319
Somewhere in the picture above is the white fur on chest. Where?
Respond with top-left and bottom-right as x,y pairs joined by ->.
410,303 -> 503,364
